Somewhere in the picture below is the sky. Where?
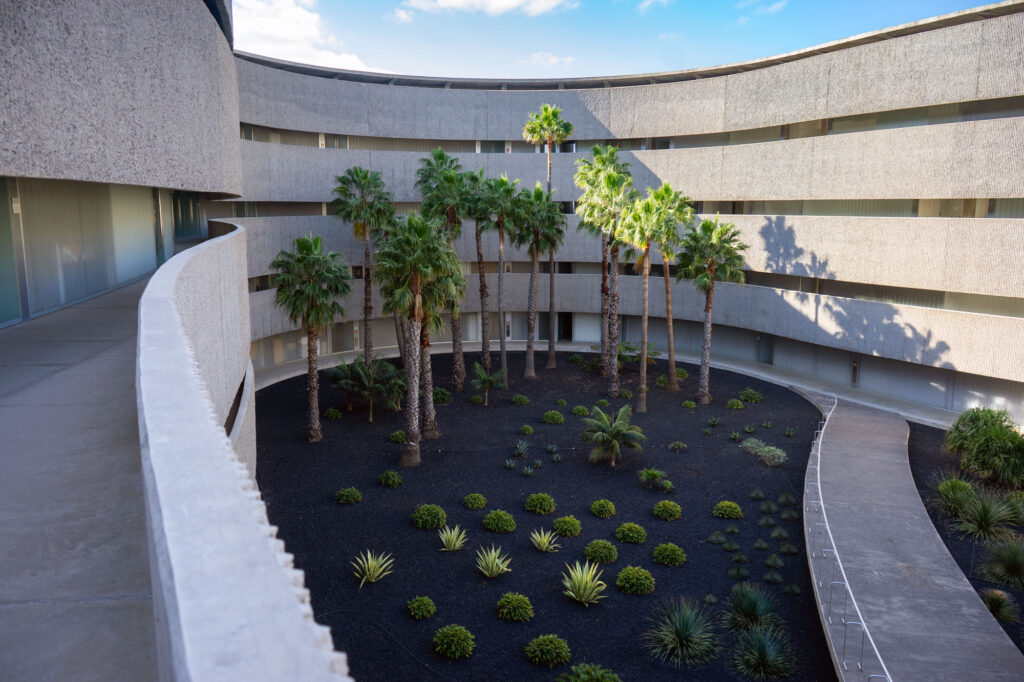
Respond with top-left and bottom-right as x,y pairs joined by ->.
232,0 -> 989,78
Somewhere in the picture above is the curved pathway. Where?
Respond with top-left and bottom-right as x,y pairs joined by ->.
814,399 -> 1024,680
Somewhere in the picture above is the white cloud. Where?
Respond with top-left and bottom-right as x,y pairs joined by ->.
735,15 -> 749,25
521,51 -> 576,67
234,0 -> 385,72
636,0 -> 670,12
756,0 -> 787,14
404,0 -> 578,16
658,31 -> 680,40
390,7 -> 415,22
734,0 -> 759,8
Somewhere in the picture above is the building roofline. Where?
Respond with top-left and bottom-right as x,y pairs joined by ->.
234,0 -> 1024,91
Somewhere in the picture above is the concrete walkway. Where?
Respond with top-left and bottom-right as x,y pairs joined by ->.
0,281 -> 156,681
818,400 -> 1024,680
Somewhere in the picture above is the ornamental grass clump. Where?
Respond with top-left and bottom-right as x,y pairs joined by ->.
980,588 -> 1019,623
713,500 -> 744,519
615,522 -> 647,544
590,499 -> 616,518
525,634 -> 571,668
616,565 -> 655,595
725,582 -> 780,631
411,504 -> 447,529
653,500 -> 682,521
351,550 -> 395,588
584,539 -> 618,564
483,509 -> 517,533
463,493 -> 487,510
732,625 -> 795,679
496,592 -> 535,622
475,545 -> 512,578
433,624 -> 475,660
553,515 -> 583,538
982,538 -> 1024,588
955,493 -> 1016,541
525,492 -> 557,515
530,528 -> 561,552
642,598 -> 720,665
562,561 -> 607,606
407,596 -> 436,620
653,543 -> 687,567
936,476 -> 976,517
334,487 -> 361,504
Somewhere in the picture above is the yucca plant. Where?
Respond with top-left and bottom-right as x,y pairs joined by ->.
642,598 -> 720,665
731,625 -> 795,679
725,583 -> 780,631
438,525 -> 468,552
476,545 -> 512,578
982,538 -> 1024,588
531,528 -> 562,553
955,493 -> 1016,541
562,561 -> 608,606
351,550 -> 395,588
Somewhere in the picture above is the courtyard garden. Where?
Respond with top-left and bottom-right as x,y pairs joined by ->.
256,351 -> 835,680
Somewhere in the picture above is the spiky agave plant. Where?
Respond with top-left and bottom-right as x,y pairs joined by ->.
562,561 -> 607,606
351,550 -> 395,588
580,405 -> 647,468
643,598 -> 720,666
438,525 -> 468,552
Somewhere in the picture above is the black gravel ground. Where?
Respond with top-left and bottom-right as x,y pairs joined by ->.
907,422 -> 1024,652
256,351 -> 836,681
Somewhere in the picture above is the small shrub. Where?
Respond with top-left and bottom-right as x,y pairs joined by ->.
727,565 -> 750,580
732,552 -> 749,564
783,427 -> 795,437
584,358 -> 600,371
496,592 -> 535,622
656,375 -> 669,388
759,516 -> 777,528
616,565 -> 655,595
590,499 -> 616,518
759,446 -> 788,467
438,525 -> 468,552
324,407 -> 343,420
707,531 -> 727,544
643,598 -> 720,665
619,389 -> 633,400
782,584 -> 801,596
777,492 -> 797,506
522,465 -> 535,477
596,399 -> 610,407
543,410 -> 566,425
514,440 -> 529,458
504,458 -> 517,470
530,528 -> 562,552
780,509 -> 800,521
753,538 -> 770,551
512,393 -> 530,405
562,561 -> 607,606
761,420 -> 772,429
936,476 -> 976,517
725,582 -> 779,631
533,459 -> 544,469
525,634 -> 571,668
433,387 -> 452,404
653,543 -> 687,566
476,545 -> 512,578
744,425 -> 756,434
520,424 -> 534,435
702,427 -> 712,436
708,417 -> 721,427
615,522 -> 648,544
653,500 -> 682,521
947,408 -> 1024,488
764,554 -> 784,569
639,468 -> 666,489
704,594 -> 718,605
779,543 -> 799,556
553,515 -> 583,538
569,354 -> 583,364
463,493 -> 487,510
759,501 -> 779,514
725,525 -> 740,535
742,438 -> 766,455
470,394 -> 484,405
660,480 -> 675,494
572,405 -> 590,416
732,625 -> 795,679
411,504 -> 447,530
727,399 -> 744,410
676,368 -> 689,380
722,541 -> 740,552
378,469 -> 403,488
584,539 -> 618,564
682,400 -> 697,409
483,510 -> 516,533
389,430 -> 407,443
980,589 -> 1019,623
407,596 -> 436,620
335,487 -> 361,504
351,550 -> 395,588
525,492 -> 557,515
770,527 -> 790,540
730,432 -> 741,442
433,624 -> 475,660
983,538 -> 1024,588
556,662 -> 621,682
749,488 -> 766,500
739,388 -> 763,403
713,501 -> 743,519
668,441 -> 687,452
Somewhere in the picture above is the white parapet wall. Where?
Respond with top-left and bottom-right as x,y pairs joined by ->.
136,222 -> 349,681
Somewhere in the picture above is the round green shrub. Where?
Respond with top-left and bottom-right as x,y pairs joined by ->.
614,522 -> 647,544
653,500 -> 682,521
656,375 -> 669,388
596,399 -> 610,407
590,499 -> 616,518
411,504 -> 447,529
407,596 -> 436,620
378,469 -> 403,488
572,405 -> 590,417
389,430 -> 406,444
496,592 -> 535,622
584,539 -> 618,564
653,543 -> 687,566
470,394 -> 483,405
726,399 -> 744,409
619,389 -> 633,400
557,399 -> 568,406
758,446 -> 788,467
433,624 -> 475,660
555,662 -> 621,682
324,407 -> 343,420
553,515 -> 582,538
463,493 -> 487,510
525,493 -> 556,515
568,354 -> 583,364
616,565 -> 655,595
334,487 -> 361,504
682,400 -> 697,409
676,368 -> 689,380
512,394 -> 530,406
483,510 -> 517,533
739,387 -> 763,403
543,410 -> 566,425
433,387 -> 452,404
713,501 -> 744,519
520,424 -> 534,435
525,634 -> 571,668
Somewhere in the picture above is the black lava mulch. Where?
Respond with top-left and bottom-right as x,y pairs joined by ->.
907,422 -> 1024,652
257,351 -> 836,681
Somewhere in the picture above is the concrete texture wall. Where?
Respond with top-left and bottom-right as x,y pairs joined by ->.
0,0 -> 242,195
136,225 -> 347,681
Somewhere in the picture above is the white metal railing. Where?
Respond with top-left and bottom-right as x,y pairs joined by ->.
804,394 -> 892,681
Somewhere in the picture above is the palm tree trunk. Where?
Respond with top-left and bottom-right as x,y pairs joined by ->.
698,281 -> 715,405
497,223 -> 508,389
306,326 -> 322,442
475,221 -> 490,370
524,233 -> 539,379
638,247 -> 650,413
608,245 -> 620,397
600,234 -> 610,379
546,247 -> 557,369
394,311 -> 406,367
363,236 -> 373,363
662,249 -> 679,392
420,324 -> 440,439
450,308 -> 465,391
400,318 -> 422,466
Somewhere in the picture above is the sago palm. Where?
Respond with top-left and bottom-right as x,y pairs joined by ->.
675,216 -> 748,404
332,167 -> 393,364
580,405 -> 647,468
270,234 -> 351,442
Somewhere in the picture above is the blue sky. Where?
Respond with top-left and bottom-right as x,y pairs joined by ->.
233,0 -> 987,78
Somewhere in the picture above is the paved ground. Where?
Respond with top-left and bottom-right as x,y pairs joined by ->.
0,281 -> 157,682
818,400 -> 1024,680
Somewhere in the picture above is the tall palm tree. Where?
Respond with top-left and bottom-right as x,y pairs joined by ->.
417,252 -> 466,439
478,175 -> 522,388
270,235 -> 351,442
523,104 -> 574,369
462,169 -> 493,371
332,167 -> 393,364
375,214 -> 458,466
654,192 -> 693,393
416,149 -> 469,391
511,183 -> 565,379
675,216 -> 748,405
580,405 -> 647,469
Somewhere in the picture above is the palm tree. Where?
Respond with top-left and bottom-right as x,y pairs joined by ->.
375,214 -> 458,466
332,167 -> 393,364
270,235 -> 352,442
523,104 -> 574,369
675,216 -> 748,405
478,175 -> 522,388
512,183 -> 565,379
580,405 -> 647,468
462,169 -> 493,371
470,361 -> 504,406
417,254 -> 466,439
653,193 -> 693,393
416,149 -> 469,391
332,355 -> 388,423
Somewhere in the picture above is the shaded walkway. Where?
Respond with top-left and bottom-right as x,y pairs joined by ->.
815,400 -> 1024,680
0,281 -> 156,681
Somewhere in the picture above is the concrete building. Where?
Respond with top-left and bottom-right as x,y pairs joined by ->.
1,0 -> 1022,679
